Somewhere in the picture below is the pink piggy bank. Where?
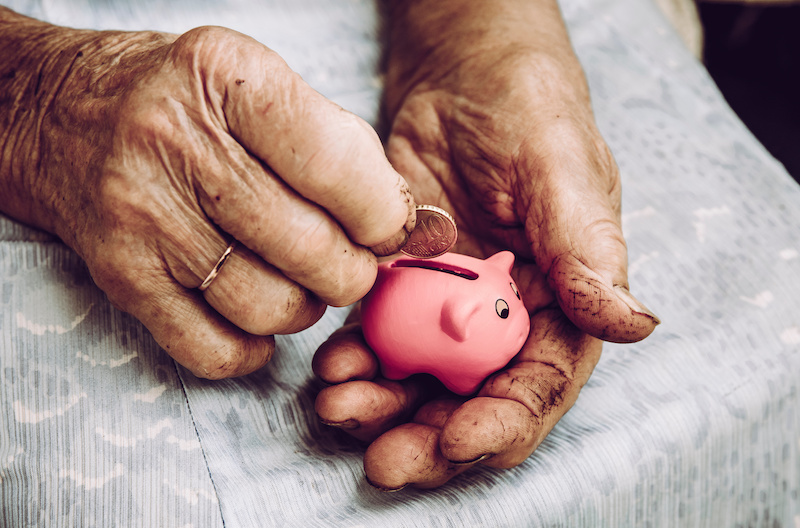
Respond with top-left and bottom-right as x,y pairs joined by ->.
361,251 -> 530,395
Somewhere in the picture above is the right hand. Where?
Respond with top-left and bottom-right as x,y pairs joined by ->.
313,0 -> 660,488
0,18 -> 415,378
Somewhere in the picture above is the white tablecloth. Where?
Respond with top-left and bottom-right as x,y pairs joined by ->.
1,0 -> 798,526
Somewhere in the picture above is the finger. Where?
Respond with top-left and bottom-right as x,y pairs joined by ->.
439,308 -> 602,467
517,124 -> 659,342
199,243 -> 327,335
152,204 -> 327,335
312,323 -> 379,384
92,255 -> 275,379
315,378 -> 431,443
413,398 -> 464,429
176,27 -> 416,253
188,120 -> 379,307
364,423 -> 471,491
115,37 -> 381,307
363,399 -> 470,490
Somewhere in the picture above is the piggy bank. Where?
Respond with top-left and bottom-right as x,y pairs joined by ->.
361,251 -> 530,395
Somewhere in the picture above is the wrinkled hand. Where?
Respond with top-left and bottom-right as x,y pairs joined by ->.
314,16 -> 659,490
0,14 -> 414,378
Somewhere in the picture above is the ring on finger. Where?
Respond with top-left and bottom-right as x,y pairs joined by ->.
198,241 -> 237,292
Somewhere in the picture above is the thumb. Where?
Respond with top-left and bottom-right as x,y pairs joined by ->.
547,250 -> 660,343
519,136 -> 660,343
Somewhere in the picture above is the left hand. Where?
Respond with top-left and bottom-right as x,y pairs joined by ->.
314,1 -> 659,490
0,14 -> 415,379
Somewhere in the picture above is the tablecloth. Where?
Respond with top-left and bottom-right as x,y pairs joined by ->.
1,0 -> 798,526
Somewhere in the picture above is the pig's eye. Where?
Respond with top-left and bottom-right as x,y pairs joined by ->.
510,282 -> 520,300
495,299 -> 509,319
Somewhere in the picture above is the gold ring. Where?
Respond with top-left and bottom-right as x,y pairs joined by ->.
198,241 -> 237,292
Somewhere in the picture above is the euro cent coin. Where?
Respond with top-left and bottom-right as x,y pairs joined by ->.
400,205 -> 458,259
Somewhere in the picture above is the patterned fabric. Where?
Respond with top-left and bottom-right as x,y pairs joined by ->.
1,0 -> 798,526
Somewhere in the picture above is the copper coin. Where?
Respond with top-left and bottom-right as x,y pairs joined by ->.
400,205 -> 458,259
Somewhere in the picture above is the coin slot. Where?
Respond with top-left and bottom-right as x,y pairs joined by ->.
392,259 -> 478,280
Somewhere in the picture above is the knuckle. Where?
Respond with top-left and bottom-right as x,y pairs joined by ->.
171,26 -> 240,63
276,223 -> 376,306
278,222 -> 330,271
439,397 -> 537,465
291,112 -> 409,245
594,138 -> 622,209
85,238 -> 158,309
483,367 -> 570,422
117,98 -> 176,140
227,310 -> 274,337
580,217 -> 626,252
171,25 -> 288,90
234,310 -> 277,337
238,288 -> 325,335
324,257 -> 376,307
294,111 -> 367,190
94,171 -> 151,221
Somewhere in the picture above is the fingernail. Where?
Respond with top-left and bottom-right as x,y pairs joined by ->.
319,417 -> 360,430
614,286 -> 661,325
449,453 -> 492,466
366,476 -> 408,493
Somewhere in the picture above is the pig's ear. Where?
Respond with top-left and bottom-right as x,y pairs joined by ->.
486,251 -> 515,273
440,297 -> 481,342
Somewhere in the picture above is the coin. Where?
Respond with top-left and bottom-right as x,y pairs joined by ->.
400,205 -> 458,259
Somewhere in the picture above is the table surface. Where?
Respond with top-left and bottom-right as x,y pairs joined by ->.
1,0 -> 798,526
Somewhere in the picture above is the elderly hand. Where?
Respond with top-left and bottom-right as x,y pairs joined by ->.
314,0 -> 659,489
0,9 -> 414,378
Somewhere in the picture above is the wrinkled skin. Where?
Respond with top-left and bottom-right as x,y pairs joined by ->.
313,0 -> 660,490
0,2 -> 659,491
0,12 -> 414,379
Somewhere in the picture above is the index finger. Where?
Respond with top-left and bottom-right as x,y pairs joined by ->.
208,29 -> 416,251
